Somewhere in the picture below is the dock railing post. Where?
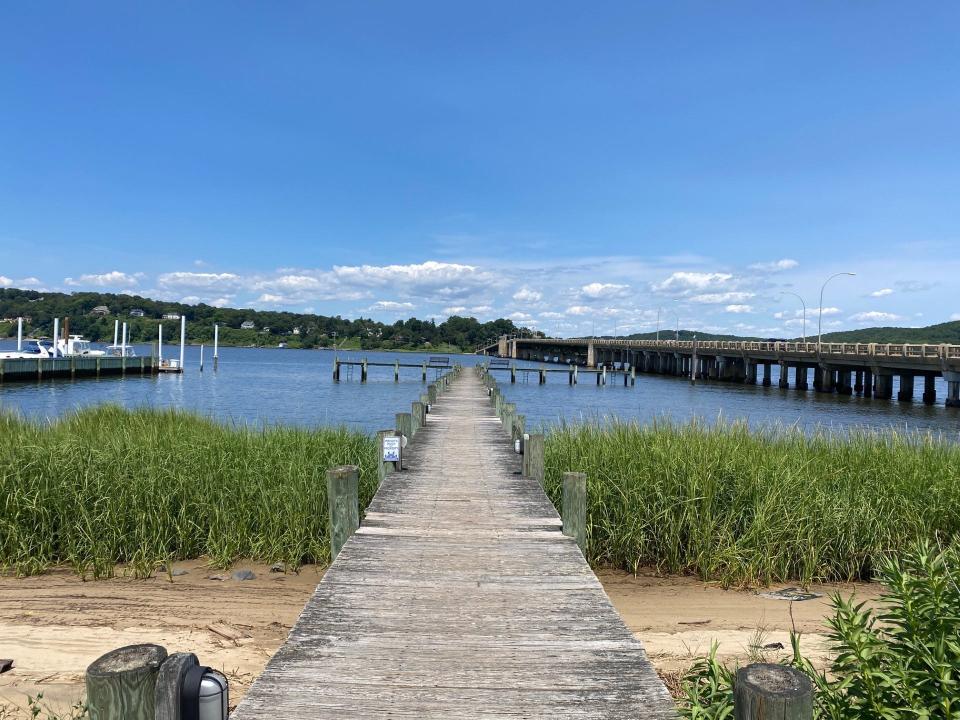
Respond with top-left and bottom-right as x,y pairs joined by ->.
396,412 -> 412,451
526,433 -> 545,485
326,465 -> 359,561
86,643 -> 168,720
562,472 -> 587,554
734,664 -> 813,720
377,430 -> 399,482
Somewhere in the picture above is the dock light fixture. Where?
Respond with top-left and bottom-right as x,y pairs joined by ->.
817,272 -> 856,350
181,665 -> 229,720
778,291 -> 807,343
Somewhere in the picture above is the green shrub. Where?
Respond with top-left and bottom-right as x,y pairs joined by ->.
678,542 -> 960,718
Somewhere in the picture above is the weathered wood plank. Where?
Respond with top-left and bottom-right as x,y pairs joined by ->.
233,372 -> 675,719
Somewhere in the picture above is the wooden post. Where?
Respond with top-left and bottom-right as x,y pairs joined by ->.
361,359 -> 368,383
540,368 -> 546,384
513,414 -> 525,442
527,433 -> 545,484
428,385 -> 438,404
377,430 -> 397,480
154,651 -> 199,720
394,360 -> 399,382
562,472 -> 587,554
396,412 -> 413,444
411,402 -> 423,434
734,664 -> 813,720
511,364 -> 516,383
422,361 -> 427,382
631,365 -> 636,386
326,465 -> 359,561
86,643 -> 168,720
568,364 -> 574,385
333,358 -> 341,381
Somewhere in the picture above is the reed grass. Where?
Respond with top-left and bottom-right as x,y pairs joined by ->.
544,419 -> 960,586
0,406 -> 378,578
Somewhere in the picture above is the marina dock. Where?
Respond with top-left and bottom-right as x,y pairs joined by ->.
233,370 -> 674,718
0,355 -> 158,383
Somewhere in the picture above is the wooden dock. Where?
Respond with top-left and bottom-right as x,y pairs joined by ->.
0,355 -> 157,383
233,371 -> 675,718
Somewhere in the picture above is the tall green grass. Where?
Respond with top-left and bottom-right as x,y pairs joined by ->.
544,420 -> 960,586
0,406 -> 377,577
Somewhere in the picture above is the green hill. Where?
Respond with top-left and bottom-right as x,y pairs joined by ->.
817,321 -> 960,345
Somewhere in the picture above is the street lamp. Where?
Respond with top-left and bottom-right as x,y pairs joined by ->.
778,291 -> 807,343
818,272 -> 856,348
656,307 -> 661,342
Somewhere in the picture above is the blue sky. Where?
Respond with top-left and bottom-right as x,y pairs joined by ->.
1,2 -> 958,336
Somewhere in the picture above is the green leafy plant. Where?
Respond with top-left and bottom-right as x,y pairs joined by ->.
677,542 -> 960,718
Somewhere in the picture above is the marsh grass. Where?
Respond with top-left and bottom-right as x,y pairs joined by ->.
544,419 -> 960,586
0,406 -> 377,577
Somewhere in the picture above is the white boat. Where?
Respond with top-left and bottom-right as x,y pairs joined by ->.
105,344 -> 137,358
0,339 -> 53,359
56,335 -> 106,357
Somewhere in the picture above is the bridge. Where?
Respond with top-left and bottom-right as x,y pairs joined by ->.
233,370 -> 675,719
478,335 -> 960,407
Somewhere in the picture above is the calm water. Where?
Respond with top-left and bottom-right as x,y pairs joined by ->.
0,343 -> 957,438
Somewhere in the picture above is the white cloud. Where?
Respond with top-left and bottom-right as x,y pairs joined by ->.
256,293 -> 285,304
951,313 -> 960,321
849,311 -> 902,323
0,276 -> 11,287
443,306 -> 467,315
64,270 -> 141,288
540,311 -> 565,319
775,307 -> 841,320
512,287 -> 542,302
690,291 -> 755,304
508,312 -> 533,322
749,258 -> 799,272
565,305 -> 592,316
725,304 -> 753,314
211,297 -> 232,308
469,305 -> 492,314
580,282 -> 630,300
652,271 -> 733,293
17,277 -> 42,287
369,300 -> 415,312
869,288 -> 893,298
158,271 -> 242,290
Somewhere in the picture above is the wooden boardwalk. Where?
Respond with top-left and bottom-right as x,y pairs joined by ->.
233,372 -> 675,719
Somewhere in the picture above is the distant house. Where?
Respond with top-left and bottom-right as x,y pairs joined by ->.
292,326 -> 301,335
129,308 -> 145,318
162,313 -> 181,320
240,320 -> 256,330
260,326 -> 271,334
89,305 -> 110,317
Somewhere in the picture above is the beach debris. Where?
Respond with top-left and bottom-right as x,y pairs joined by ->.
232,569 -> 256,581
757,587 -> 823,602
762,642 -> 785,650
208,574 -> 230,581
0,659 -> 13,674
677,619 -> 711,625
207,623 -> 250,642
270,563 -> 286,573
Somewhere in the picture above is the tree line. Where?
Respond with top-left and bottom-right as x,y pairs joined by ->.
0,288 -> 541,351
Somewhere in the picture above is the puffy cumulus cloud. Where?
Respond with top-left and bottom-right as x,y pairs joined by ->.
775,307 -> 840,320
256,293 -> 285,304
690,291 -> 755,304
580,282 -> 630,300
748,258 -> 799,272
64,270 -> 142,288
331,261 -> 496,302
0,276 -> 12,287
508,312 -> 534,322
652,271 -> 734,294
158,271 -> 243,290
18,277 -> 42,287
850,311 -> 902,323
565,305 -> 592,316
369,300 -> 415,311
255,274 -> 324,292
469,305 -> 492,314
211,297 -> 232,308
443,306 -> 467,315
725,304 -> 753,313
869,288 -> 894,298
512,287 -> 542,303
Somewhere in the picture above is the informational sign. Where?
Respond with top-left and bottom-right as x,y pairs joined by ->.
382,436 -> 401,463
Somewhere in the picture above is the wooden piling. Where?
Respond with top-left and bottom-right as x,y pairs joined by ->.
377,430 -> 398,479
361,359 -> 368,383
734,664 -> 813,720
396,412 -> 413,443
411,402 -> 424,432
333,358 -> 341,382
428,385 -> 438,404
86,643 -> 168,720
421,361 -> 427,382
511,364 -> 516,383
526,433 -> 545,484
394,360 -> 400,382
326,465 -> 359,561
562,472 -> 587,554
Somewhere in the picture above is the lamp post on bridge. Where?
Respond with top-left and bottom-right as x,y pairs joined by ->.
779,291 -> 807,343
817,272 -> 856,350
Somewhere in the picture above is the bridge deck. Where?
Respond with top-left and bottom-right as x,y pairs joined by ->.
233,372 -> 674,719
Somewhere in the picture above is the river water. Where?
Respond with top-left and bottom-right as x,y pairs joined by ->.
0,344 -> 956,438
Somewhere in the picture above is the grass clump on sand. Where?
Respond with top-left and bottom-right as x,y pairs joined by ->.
544,419 -> 960,586
0,406 -> 377,578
